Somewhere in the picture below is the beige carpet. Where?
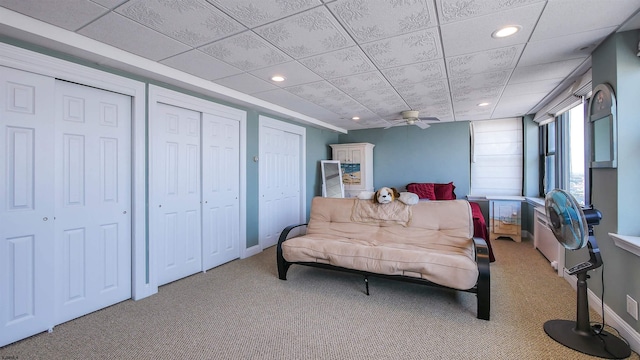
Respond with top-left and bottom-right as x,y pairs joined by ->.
1,238 -> 638,359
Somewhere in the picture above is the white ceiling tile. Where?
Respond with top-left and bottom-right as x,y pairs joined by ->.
436,0 -> 544,24
249,61 -> 323,87
160,50 -> 243,80
116,0 -> 244,47
1,0 -> 108,31
503,78 -> 563,97
327,0 -> 437,43
440,2 -> 545,57
2,0 -> 639,129
519,27 -> 613,67
450,71 -> 511,94
254,6 -> 353,59
447,45 -> 523,77
252,88 -> 342,119
285,81 -> 344,104
396,79 -> 451,105
531,0 -> 640,41
510,58 -> 585,84
215,73 -> 279,94
91,0 -> 127,9
382,59 -> 447,87
299,46 -> 376,79
78,13 -> 191,61
362,28 -> 443,69
328,71 -> 390,96
199,31 -> 291,71
206,0 -> 322,28
348,87 -> 408,118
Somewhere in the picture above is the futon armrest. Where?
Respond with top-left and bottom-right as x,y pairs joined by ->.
473,236 -> 490,320
277,223 -> 308,247
276,223 -> 308,280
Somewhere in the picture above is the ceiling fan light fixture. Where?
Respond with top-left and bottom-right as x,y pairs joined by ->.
492,25 -> 521,38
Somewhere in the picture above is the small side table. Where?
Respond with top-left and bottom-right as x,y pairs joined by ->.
487,196 -> 524,242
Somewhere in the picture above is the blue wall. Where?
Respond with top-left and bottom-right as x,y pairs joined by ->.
337,121 -> 471,197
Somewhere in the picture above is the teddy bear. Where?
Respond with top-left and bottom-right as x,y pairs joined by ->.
357,187 -> 419,205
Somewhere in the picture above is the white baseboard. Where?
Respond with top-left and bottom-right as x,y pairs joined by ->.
242,244 -> 262,259
563,270 -> 640,354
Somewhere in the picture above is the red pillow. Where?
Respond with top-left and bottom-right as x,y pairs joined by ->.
406,183 -> 436,200
434,182 -> 456,200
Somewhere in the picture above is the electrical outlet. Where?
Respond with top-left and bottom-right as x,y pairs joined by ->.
627,295 -> 639,320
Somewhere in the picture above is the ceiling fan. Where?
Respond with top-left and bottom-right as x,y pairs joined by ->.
384,110 -> 440,129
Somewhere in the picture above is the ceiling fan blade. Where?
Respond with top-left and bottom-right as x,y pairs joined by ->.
418,116 -> 440,121
415,122 -> 431,129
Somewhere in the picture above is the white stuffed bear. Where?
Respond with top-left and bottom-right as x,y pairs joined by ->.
358,187 -> 418,205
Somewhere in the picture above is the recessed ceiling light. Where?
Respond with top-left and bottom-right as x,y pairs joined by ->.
352,116 -> 360,120
492,25 -> 521,38
271,75 -> 285,82
478,102 -> 490,107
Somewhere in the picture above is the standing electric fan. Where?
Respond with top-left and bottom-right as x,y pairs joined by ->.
543,189 -> 630,358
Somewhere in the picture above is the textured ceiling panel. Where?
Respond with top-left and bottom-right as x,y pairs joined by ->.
0,0 -> 108,31
206,0 -> 322,28
199,31 -> 291,71
254,6 -> 353,59
327,0 -> 437,43
2,0 -> 640,130
361,28 -> 443,69
116,0 -> 244,47
160,49 -> 244,80
78,13 -> 191,61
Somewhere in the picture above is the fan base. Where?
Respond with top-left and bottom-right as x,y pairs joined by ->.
544,319 -> 631,359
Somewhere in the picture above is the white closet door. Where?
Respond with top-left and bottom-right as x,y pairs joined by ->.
53,80 -> 132,324
259,121 -> 303,249
0,67 -> 56,346
151,103 -> 202,286
202,113 -> 240,270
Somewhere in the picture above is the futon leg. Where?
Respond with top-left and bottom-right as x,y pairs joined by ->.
364,276 -> 369,295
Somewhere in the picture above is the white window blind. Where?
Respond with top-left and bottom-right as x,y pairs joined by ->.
470,118 -> 523,196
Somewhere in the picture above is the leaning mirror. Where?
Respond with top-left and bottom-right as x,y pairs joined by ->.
321,160 -> 344,198
588,83 -> 617,168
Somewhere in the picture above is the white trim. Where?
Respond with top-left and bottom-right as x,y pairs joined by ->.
0,43 -> 151,300
148,85 -> 248,269
563,270 -> 640,354
609,233 -> 640,257
0,7 -> 346,134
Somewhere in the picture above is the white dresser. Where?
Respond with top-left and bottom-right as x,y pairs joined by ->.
330,143 -> 374,198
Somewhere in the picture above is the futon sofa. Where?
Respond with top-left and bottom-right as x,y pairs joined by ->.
276,197 -> 490,320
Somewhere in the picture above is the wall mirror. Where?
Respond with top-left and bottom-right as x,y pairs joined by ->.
321,160 -> 344,198
588,83 -> 617,168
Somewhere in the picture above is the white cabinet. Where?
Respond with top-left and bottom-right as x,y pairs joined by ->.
488,196 -> 524,243
330,143 -> 374,197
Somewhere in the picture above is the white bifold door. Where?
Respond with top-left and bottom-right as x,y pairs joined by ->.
1,67 -> 132,346
151,102 -> 240,287
259,117 -> 304,249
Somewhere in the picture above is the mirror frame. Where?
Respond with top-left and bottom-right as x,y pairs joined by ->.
320,160 -> 344,198
588,83 -> 617,169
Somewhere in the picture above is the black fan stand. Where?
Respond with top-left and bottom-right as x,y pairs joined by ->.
544,220 -> 631,359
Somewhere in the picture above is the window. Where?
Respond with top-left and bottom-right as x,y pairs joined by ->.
470,118 -> 523,196
540,101 -> 587,206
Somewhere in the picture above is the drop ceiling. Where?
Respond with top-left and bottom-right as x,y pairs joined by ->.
1,0 -> 639,131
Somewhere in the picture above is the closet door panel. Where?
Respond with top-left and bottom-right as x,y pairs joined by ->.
0,67 -> 55,347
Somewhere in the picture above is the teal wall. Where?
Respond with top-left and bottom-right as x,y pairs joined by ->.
567,30 -> 640,333
337,121 -> 471,196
